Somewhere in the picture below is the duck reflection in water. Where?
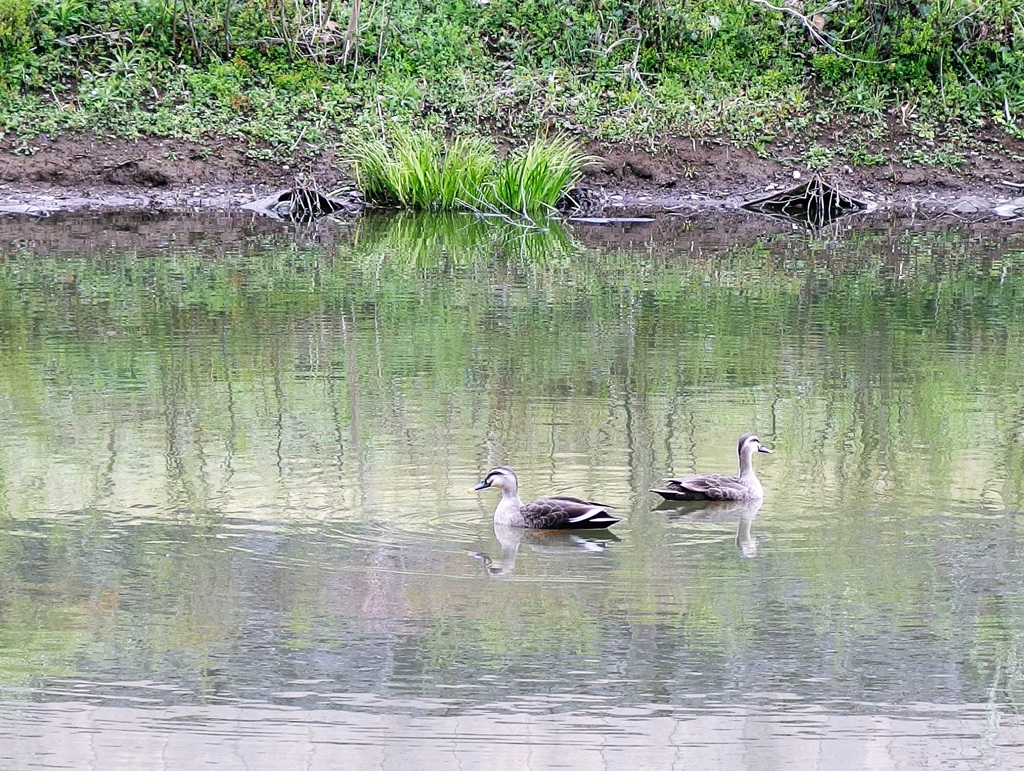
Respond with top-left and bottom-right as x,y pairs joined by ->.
470,524 -> 621,577
653,498 -> 764,558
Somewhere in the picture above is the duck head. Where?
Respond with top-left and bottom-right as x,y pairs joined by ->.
472,466 -> 519,494
738,433 -> 772,457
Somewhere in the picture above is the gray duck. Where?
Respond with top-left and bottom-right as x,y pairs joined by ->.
472,466 -> 621,529
650,433 -> 772,501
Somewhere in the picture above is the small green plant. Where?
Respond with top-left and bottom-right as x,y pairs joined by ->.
102,46 -> 155,79
803,144 -> 836,171
381,128 -> 442,209
357,129 -> 492,209
39,0 -> 90,33
847,148 -> 887,167
898,144 -> 965,170
11,138 -> 37,155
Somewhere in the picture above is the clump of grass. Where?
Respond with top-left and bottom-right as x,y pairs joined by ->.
349,135 -> 397,204
384,128 -> 440,209
351,127 -> 439,208
488,134 -> 595,216
351,127 -> 494,209
349,130 -> 592,217
437,135 -> 496,209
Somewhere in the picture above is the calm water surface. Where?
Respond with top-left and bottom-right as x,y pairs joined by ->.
0,210 -> 1023,769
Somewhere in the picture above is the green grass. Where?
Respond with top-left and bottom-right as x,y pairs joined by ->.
487,135 -> 594,216
350,128 -> 496,209
349,130 -> 593,216
0,0 -> 1021,174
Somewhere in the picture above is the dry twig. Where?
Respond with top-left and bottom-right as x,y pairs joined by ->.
745,0 -> 888,64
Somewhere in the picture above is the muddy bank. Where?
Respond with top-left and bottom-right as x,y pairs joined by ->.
2,132 -> 1024,220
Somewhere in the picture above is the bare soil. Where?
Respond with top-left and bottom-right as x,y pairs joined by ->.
2,129 -> 1024,219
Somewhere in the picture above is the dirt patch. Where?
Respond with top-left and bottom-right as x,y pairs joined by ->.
0,133 -> 348,213
578,132 -> 1024,220
2,130 -> 1024,219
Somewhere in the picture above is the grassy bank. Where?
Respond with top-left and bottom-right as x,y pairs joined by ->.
0,0 -> 1021,176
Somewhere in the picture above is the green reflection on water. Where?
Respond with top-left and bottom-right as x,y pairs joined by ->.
0,212 -> 1022,710
0,214 -> 1022,518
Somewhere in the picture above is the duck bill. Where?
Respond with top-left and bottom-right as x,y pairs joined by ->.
757,446 -> 773,454
472,480 -> 491,491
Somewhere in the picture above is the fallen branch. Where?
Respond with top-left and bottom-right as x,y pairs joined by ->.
746,0 -> 888,64
741,175 -> 869,228
102,157 -> 145,170
242,186 -> 362,220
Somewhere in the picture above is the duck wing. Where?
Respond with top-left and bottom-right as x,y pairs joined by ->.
521,496 -> 621,529
650,474 -> 739,501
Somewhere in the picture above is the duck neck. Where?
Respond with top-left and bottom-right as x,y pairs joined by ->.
738,449 -> 756,480
503,487 -> 523,507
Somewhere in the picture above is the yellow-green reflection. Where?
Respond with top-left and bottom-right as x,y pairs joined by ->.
0,212 -> 1021,729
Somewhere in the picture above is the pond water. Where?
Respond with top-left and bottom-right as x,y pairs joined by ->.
0,209 -> 1023,769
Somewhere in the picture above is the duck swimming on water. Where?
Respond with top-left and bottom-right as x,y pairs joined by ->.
472,466 -> 621,529
650,433 -> 772,502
